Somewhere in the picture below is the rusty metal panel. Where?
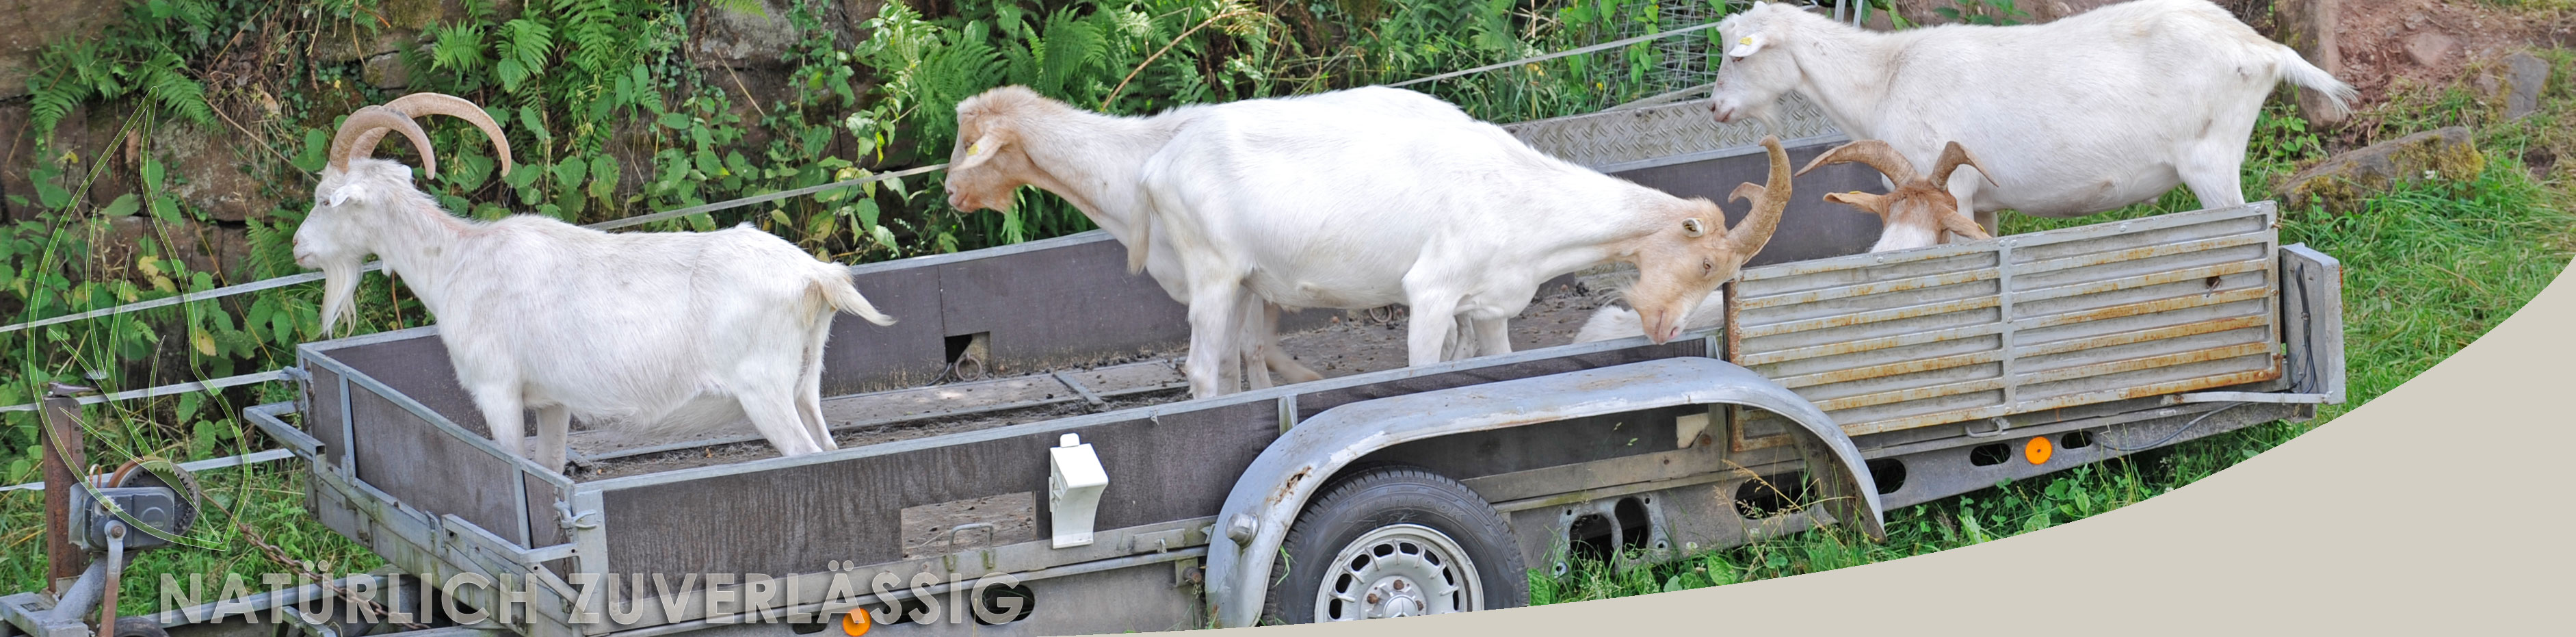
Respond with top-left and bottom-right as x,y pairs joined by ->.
1726,203 -> 2283,445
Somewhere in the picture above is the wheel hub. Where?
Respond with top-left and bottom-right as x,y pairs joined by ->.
1314,523 -> 1481,621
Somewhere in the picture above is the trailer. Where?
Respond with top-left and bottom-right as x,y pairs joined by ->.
8,91 -> 2345,637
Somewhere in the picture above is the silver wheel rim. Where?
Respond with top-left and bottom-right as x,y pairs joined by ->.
1312,523 -> 1482,622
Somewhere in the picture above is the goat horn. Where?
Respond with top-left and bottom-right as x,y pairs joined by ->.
1794,139 -> 1919,185
387,92 -> 513,178
1724,135 -> 1793,257
1927,141 -> 1997,190
328,106 -> 434,178
348,93 -> 513,181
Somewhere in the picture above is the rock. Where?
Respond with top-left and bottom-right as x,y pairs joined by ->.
2402,31 -> 2456,67
2276,0 -> 2346,125
383,0 -> 444,30
103,215 -> 252,285
2278,127 -> 2484,213
693,0 -> 802,69
363,52 -> 412,90
2501,52 -> 2550,120
0,0 -> 126,100
148,122 -> 283,223
2475,53 -> 2552,120
312,21 -> 419,64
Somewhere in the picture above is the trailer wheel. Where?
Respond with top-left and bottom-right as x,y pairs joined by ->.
1264,465 -> 1526,623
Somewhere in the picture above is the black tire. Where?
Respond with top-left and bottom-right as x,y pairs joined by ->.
1263,465 -> 1527,624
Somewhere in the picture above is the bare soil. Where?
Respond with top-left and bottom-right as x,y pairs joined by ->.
2327,0 -> 2567,106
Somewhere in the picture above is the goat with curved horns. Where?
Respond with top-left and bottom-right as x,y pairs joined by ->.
1136,92 -> 1794,396
294,92 -> 897,473
1798,140 -> 1997,252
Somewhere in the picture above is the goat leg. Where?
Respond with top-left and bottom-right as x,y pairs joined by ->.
534,405 -> 570,474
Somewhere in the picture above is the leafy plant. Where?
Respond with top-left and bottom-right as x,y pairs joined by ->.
1935,0 -> 2031,25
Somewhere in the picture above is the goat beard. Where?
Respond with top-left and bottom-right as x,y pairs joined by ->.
316,259 -> 364,336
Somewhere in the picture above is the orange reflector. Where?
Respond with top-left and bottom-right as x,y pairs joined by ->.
2025,436 -> 2053,465
843,607 -> 871,636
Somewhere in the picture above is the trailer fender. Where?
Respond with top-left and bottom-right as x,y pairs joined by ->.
1203,356 -> 1881,627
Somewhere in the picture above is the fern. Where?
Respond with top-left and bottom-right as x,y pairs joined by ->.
495,18 -> 556,92
140,53 -> 215,126
1032,8 -> 1109,99
430,22 -> 490,72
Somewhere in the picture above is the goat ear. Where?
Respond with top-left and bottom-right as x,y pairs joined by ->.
1681,217 -> 1708,238
954,133 -> 1006,170
1726,32 -> 1767,58
1938,209 -> 1994,241
325,184 -> 365,208
1822,191 -> 1889,218
1726,183 -> 1766,206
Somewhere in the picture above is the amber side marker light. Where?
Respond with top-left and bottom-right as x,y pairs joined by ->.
843,607 -> 872,636
2025,436 -> 2053,465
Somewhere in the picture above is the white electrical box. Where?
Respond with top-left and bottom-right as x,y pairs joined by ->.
1047,432 -> 1109,549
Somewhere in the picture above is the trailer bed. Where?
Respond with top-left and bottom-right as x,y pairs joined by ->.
568,288 -> 1621,480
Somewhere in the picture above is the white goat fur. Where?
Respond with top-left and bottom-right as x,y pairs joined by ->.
1135,96 -> 1791,397
295,99 -> 896,473
1571,291 -> 1726,345
1707,0 -> 2356,233
944,86 -> 1490,393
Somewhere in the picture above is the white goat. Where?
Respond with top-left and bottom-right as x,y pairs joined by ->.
1801,139 -> 1998,252
1134,96 -> 1794,397
293,93 -> 897,473
943,86 -> 1482,393
1707,0 -> 2356,235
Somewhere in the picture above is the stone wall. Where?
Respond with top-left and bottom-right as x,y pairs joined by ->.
0,0 -> 887,276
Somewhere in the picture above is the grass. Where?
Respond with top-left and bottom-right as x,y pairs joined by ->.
0,459 -> 386,618
1533,77 -> 2576,603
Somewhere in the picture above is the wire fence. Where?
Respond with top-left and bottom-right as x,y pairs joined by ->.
0,16 -> 1752,417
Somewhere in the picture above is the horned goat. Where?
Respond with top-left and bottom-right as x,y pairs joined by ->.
1134,93 -> 1794,397
1800,140 -> 1998,252
293,93 -> 897,473
943,85 -> 1480,393
1706,0 -> 2356,233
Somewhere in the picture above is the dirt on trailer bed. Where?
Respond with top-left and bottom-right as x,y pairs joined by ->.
564,278 -> 1629,482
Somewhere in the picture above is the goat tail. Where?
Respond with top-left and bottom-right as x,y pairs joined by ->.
2274,44 -> 2358,117
810,268 -> 897,326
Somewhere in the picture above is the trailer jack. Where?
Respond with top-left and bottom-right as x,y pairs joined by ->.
0,385 -> 198,637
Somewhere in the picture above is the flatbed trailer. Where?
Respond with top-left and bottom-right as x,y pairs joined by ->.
10,94 -> 2344,637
